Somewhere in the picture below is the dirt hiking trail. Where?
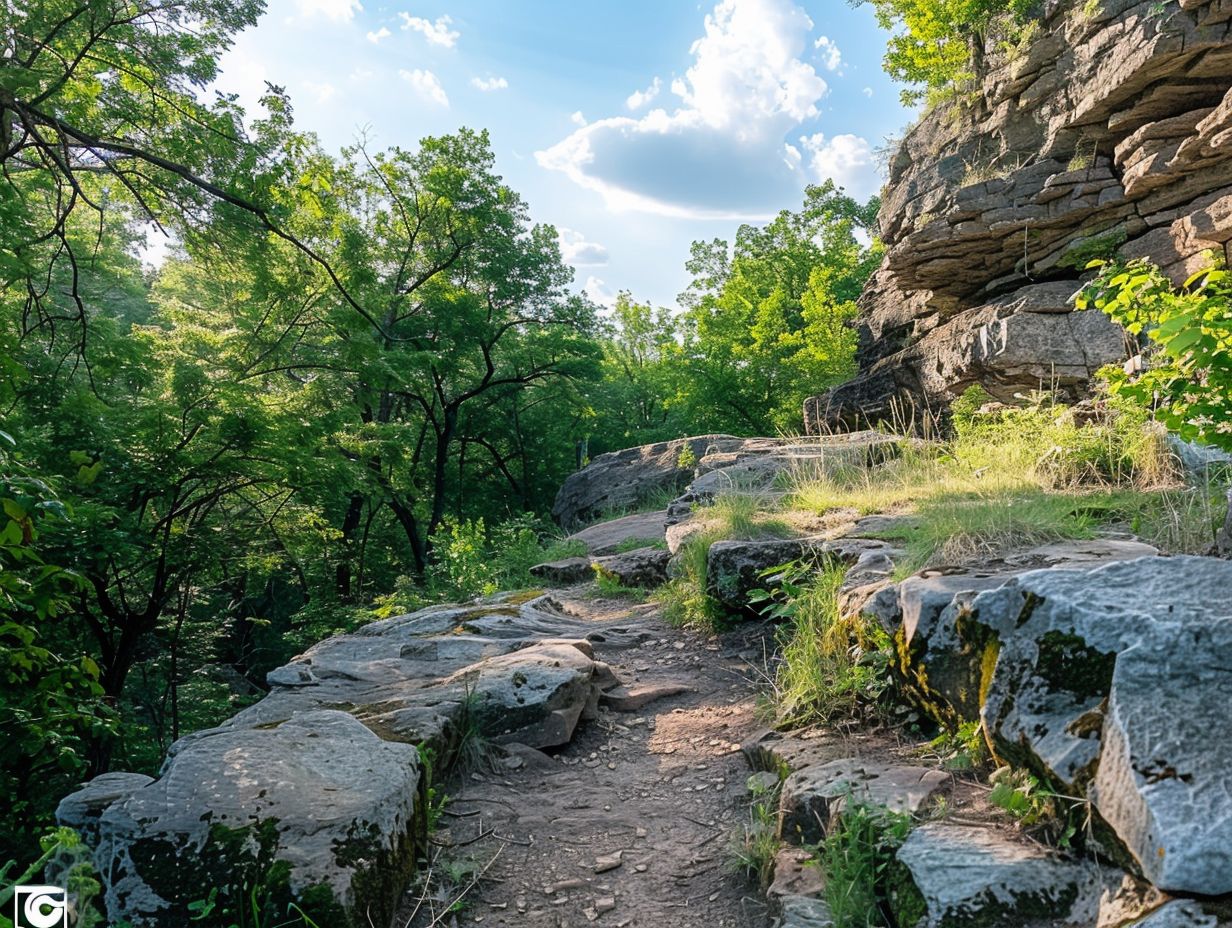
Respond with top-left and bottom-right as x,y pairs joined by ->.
399,590 -> 776,928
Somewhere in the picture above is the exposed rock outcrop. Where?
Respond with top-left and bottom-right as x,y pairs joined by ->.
881,553 -> 1232,897
57,595 -> 646,926
552,433 -> 901,531
551,436 -> 736,529
806,0 -> 1232,430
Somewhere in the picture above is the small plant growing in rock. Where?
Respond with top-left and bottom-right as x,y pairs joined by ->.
819,802 -> 917,928
925,720 -> 989,771
592,564 -> 644,598
726,773 -> 782,888
988,766 -> 1087,849
677,444 -> 698,470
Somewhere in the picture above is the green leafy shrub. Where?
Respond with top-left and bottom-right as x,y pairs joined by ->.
1078,259 -> 1232,453
369,515 -> 584,617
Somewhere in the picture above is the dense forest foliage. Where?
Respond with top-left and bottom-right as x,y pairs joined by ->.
0,0 -> 879,860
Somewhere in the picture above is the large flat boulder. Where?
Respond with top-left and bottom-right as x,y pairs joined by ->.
74,711 -> 422,928
565,509 -> 668,555
59,595 -> 645,925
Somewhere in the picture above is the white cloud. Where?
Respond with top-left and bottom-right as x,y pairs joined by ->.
399,13 -> 459,47
625,77 -> 662,111
800,132 -> 877,199
471,75 -> 509,92
366,26 -> 391,43
304,80 -> 337,103
584,275 -> 617,309
399,68 -> 449,107
814,36 -> 843,73
570,111 -> 587,126
214,50 -> 270,121
535,0 -> 836,219
863,86 -> 874,97
295,0 -> 360,21
558,228 -> 609,266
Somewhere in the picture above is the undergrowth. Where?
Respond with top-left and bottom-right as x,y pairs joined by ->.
789,386 -> 1223,569
655,490 -> 790,629
820,803 -> 917,928
753,563 -> 892,726
727,774 -> 783,887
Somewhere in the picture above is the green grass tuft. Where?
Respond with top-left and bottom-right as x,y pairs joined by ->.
820,804 -> 916,928
768,565 -> 892,726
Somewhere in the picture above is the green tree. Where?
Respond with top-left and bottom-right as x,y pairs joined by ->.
587,292 -> 685,453
675,183 -> 880,434
857,0 -> 1041,103
0,439 -> 114,861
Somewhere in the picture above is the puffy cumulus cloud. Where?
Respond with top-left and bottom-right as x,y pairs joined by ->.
557,228 -> 609,266
570,111 -> 587,126
471,75 -> 508,92
399,13 -> 459,47
625,77 -> 662,111
799,133 -> 877,199
583,275 -> 617,309
399,68 -> 449,107
536,0 -> 843,219
304,80 -> 337,103
814,35 -> 842,73
294,0 -> 361,21
366,26 -> 390,43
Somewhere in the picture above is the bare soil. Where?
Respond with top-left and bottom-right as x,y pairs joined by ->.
397,589 -> 778,928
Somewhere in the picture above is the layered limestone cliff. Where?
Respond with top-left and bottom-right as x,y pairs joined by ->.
806,0 -> 1232,431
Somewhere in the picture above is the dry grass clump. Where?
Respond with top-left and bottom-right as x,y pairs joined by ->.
785,388 -> 1222,568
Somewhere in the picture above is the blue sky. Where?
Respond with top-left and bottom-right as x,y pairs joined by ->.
214,0 -> 914,309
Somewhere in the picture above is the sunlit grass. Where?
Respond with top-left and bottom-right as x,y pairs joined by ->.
771,565 -> 890,726
783,388 -> 1217,568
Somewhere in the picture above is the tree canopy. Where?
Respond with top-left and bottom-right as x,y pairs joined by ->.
0,0 -> 881,868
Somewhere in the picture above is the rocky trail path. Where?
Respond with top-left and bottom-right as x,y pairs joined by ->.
401,590 -> 776,928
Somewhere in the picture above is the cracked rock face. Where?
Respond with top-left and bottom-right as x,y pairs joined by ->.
966,556 -> 1232,894
806,0 -> 1232,430
880,548 -> 1232,896
894,823 -> 1121,928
